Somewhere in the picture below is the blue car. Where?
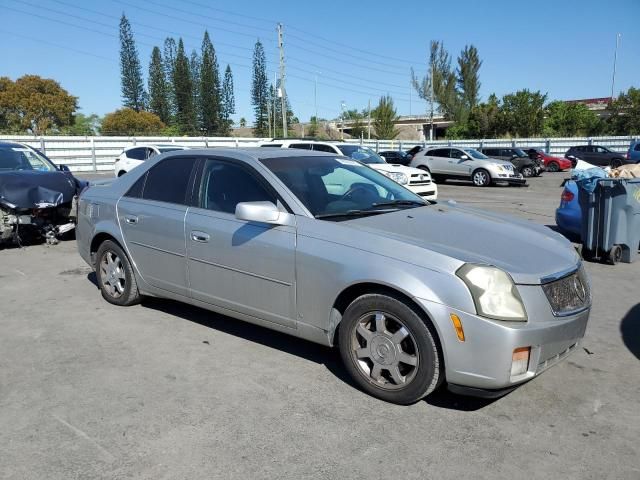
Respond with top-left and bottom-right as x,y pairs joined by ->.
555,180 -> 581,238
628,140 -> 640,163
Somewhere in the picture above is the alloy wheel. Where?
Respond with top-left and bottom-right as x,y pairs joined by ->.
100,251 -> 126,299
473,171 -> 489,186
350,311 -> 420,390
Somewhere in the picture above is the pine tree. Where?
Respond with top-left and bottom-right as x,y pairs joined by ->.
456,45 -> 482,112
148,47 -> 170,124
119,14 -> 145,111
199,31 -> 221,135
221,64 -> 235,135
251,40 -> 269,136
173,38 -> 196,134
190,49 -> 201,129
163,37 -> 177,121
373,95 -> 399,139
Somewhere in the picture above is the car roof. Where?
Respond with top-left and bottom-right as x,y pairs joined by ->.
125,143 -> 188,150
0,141 -> 29,148
163,147 -> 342,161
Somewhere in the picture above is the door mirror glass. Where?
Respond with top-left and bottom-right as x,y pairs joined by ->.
460,155 -> 469,160
235,201 -> 282,224
58,164 -> 71,172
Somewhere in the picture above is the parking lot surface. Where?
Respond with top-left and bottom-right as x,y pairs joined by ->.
1,173 -> 639,479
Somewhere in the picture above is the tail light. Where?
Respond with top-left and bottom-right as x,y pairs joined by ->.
561,189 -> 574,203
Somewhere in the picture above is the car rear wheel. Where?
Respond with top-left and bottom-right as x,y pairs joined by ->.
338,294 -> 442,405
472,169 -> 491,187
547,162 -> 559,172
610,159 -> 623,169
96,240 -> 140,306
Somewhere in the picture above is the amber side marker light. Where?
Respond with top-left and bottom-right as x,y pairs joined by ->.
511,347 -> 531,377
449,314 -> 465,342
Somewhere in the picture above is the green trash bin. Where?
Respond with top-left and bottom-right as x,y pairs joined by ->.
578,177 -> 640,264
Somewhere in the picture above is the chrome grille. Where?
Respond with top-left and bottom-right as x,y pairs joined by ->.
542,267 -> 591,316
409,174 -> 431,186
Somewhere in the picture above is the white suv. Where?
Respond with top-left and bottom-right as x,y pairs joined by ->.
260,140 -> 438,199
114,144 -> 190,177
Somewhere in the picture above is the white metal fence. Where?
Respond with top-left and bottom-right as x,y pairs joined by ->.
1,134 -> 637,172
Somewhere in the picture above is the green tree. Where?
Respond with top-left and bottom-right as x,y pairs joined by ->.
466,94 -> 503,138
163,37 -> 177,120
456,45 -> 482,112
148,47 -> 170,124
62,113 -> 102,135
119,14 -> 145,112
607,87 -> 640,135
101,108 -> 165,135
200,31 -> 221,135
372,95 -> 399,139
190,49 -> 201,128
0,75 -> 77,134
543,101 -> 603,137
500,89 -> 547,137
251,40 -> 269,136
221,64 -> 235,135
239,117 -> 246,128
173,39 -> 196,134
307,116 -> 319,137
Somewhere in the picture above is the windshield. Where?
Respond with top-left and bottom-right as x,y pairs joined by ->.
463,149 -> 489,160
336,145 -> 386,164
260,155 -> 426,220
158,147 -> 188,153
513,148 -> 527,157
0,146 -> 57,172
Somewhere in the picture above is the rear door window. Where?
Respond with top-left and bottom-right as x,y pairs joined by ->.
428,148 -> 450,158
290,143 -> 312,150
312,144 -> 338,153
126,147 -> 147,161
142,157 -> 197,205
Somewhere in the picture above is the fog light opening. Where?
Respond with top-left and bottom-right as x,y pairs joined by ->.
511,347 -> 531,377
449,314 -> 465,342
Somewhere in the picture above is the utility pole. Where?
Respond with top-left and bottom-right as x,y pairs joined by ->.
367,99 -> 371,140
611,33 -> 622,101
272,71 -> 277,137
409,77 -> 412,116
340,100 -> 346,141
314,73 -> 319,121
277,23 -> 287,138
429,61 -> 434,142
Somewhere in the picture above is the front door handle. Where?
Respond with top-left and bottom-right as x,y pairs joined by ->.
124,215 -> 138,224
191,231 -> 210,243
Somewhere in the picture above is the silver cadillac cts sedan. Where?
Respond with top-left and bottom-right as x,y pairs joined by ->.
76,148 -> 591,404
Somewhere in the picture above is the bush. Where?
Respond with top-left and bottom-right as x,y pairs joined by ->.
101,108 -> 166,136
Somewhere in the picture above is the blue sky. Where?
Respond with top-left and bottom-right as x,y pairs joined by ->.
1,0 -> 638,124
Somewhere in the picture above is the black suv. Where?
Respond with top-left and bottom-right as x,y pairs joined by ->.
479,147 -> 542,177
379,150 -> 411,165
564,145 -> 627,168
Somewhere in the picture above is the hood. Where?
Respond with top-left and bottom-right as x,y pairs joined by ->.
0,170 -> 79,210
370,163 -> 427,175
344,202 -> 579,285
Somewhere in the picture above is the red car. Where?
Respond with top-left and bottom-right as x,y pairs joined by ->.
526,148 -> 572,172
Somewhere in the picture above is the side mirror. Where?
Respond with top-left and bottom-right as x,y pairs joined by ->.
460,155 -> 469,160
379,155 -> 386,161
58,164 -> 71,172
235,201 -> 282,224
511,154 -> 518,159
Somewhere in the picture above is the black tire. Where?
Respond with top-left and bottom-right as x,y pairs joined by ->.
581,246 -> 597,262
606,245 -> 622,265
96,240 -> 140,306
547,162 -> 560,172
472,169 -> 491,187
338,293 -> 442,405
521,166 -> 534,177
610,158 -> 623,169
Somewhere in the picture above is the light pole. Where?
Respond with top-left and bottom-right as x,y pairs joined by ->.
340,100 -> 346,140
611,33 -> 622,101
314,72 -> 321,121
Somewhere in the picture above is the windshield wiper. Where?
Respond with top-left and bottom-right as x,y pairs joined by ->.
370,200 -> 427,208
315,209 -> 387,219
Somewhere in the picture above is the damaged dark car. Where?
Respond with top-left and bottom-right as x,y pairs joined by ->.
0,142 -> 87,246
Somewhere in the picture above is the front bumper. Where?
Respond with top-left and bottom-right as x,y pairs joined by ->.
494,175 -> 527,185
415,297 -> 590,392
408,182 -> 438,200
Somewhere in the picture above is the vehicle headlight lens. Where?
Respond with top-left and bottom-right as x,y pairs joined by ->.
456,265 -> 527,321
383,171 -> 409,185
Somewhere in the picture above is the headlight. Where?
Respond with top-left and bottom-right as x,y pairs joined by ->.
456,264 -> 527,321
383,172 -> 408,185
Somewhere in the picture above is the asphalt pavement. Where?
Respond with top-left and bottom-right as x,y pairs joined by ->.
1,173 -> 638,479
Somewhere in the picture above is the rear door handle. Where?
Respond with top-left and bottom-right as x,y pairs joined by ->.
191,231 -> 210,243
124,215 -> 138,224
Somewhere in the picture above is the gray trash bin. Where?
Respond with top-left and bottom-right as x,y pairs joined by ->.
578,177 -> 640,264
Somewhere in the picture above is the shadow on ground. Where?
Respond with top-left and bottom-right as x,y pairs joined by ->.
620,303 -> 640,361
133,296 -> 498,411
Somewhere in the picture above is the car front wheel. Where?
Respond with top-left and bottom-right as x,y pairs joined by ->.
547,162 -> 560,172
339,293 -> 442,404
521,166 -> 534,177
96,240 -> 141,306
472,169 -> 491,187
610,159 -> 623,169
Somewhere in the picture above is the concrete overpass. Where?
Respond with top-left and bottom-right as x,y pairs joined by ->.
334,114 -> 454,141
